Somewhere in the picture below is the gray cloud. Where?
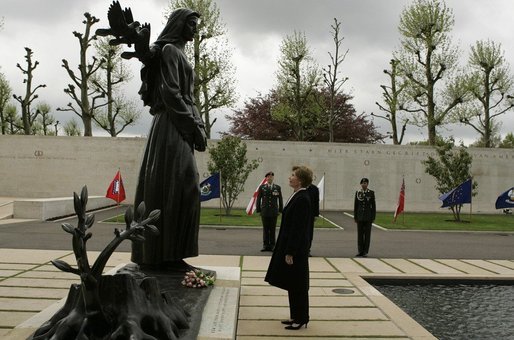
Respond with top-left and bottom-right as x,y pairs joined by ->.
1,0 -> 513,142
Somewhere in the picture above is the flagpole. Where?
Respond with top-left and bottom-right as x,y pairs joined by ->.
469,177 -> 473,222
117,168 -> 121,223
322,172 -> 326,226
219,171 -> 222,223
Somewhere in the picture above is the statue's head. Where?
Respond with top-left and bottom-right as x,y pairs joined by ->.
155,8 -> 200,46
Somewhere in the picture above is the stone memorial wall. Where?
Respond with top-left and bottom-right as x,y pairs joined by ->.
1,135 -> 512,213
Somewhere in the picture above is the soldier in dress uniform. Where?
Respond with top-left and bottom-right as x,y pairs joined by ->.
353,178 -> 376,257
256,171 -> 283,251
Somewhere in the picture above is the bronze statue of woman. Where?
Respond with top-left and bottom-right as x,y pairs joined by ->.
131,8 -> 207,268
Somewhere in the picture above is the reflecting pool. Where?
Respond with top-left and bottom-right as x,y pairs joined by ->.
369,279 -> 514,340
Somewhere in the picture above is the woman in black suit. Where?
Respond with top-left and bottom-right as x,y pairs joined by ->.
265,165 -> 312,330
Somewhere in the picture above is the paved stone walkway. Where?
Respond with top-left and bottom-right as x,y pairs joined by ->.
1,249 -> 513,339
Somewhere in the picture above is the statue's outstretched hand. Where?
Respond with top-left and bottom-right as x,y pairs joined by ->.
194,125 -> 207,152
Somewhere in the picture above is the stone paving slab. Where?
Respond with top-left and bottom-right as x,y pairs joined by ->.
0,311 -> 37,328
237,337 -> 410,340
327,258 -> 370,273
409,259 -> 464,274
382,258 -> 433,274
242,256 -> 272,271
462,259 -> 514,274
16,271 -> 78,279
0,264 -> 37,270
354,258 -> 402,273
310,278 -> 352,287
237,320 -> 405,337
238,306 -> 387,321
0,270 -> 23,277
242,270 -> 344,279
241,286 -> 362,297
0,297 -> 58,312
309,257 -> 337,271
0,277 -> 78,289
0,286 -> 69,299
0,249 -> 71,264
490,259 -> 514,269
437,259 -> 495,275
240,295 -> 374,307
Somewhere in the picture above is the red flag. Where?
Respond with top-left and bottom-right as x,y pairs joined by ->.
393,178 -> 405,222
106,170 -> 126,204
246,177 -> 268,215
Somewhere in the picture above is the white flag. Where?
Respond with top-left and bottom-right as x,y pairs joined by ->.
317,176 -> 325,201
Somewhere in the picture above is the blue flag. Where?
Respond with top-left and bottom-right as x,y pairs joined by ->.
200,173 -> 220,202
439,179 -> 472,208
495,187 -> 514,209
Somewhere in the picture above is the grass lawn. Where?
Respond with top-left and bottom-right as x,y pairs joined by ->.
375,211 -> 514,232
103,208 -> 513,232
200,208 -> 334,228
104,208 -> 334,228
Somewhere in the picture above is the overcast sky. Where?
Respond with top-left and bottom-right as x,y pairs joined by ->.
1,0 -> 513,144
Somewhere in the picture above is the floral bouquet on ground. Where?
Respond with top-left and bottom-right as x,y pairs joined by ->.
181,269 -> 215,288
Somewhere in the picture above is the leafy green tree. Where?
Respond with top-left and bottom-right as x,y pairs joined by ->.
167,0 -> 237,138
63,119 -> 83,136
4,104 -> 22,134
33,102 -> 56,136
0,72 -> 12,134
498,132 -> 514,148
457,40 -> 514,147
422,138 -> 477,221
207,136 -> 259,215
396,0 -> 466,145
373,59 -> 409,144
323,18 -> 349,142
12,47 -> 47,135
90,37 -> 140,136
58,13 -> 105,136
228,90 -> 384,143
273,31 -> 321,141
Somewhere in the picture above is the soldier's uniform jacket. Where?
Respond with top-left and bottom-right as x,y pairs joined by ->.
256,183 -> 283,217
353,189 -> 376,222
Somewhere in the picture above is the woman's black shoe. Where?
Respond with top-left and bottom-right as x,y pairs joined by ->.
280,319 -> 294,325
284,322 -> 308,330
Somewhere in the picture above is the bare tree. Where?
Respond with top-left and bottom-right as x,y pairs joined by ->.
58,13 -> 106,136
373,59 -> 409,144
322,18 -> 349,142
12,47 -> 47,135
91,37 -> 140,136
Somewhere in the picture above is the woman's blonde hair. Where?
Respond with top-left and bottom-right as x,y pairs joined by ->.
292,165 -> 313,188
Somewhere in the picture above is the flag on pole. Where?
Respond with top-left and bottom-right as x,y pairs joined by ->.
106,170 -> 126,204
393,178 -> 405,222
200,173 -> 221,202
246,176 -> 268,215
439,178 -> 472,208
495,187 -> 514,209
317,176 -> 325,201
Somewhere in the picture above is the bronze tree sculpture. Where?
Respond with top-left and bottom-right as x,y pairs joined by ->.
32,186 -> 191,340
